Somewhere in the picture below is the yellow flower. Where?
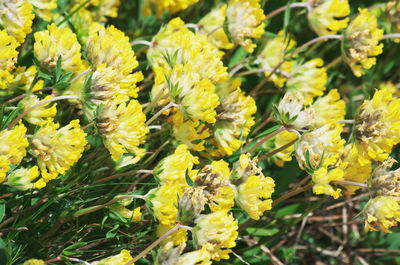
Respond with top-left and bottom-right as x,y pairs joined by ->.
355,88 -> 400,165
194,211 -> 238,261
20,95 -> 57,125
75,0 -> 120,22
198,5 -> 234,50
286,58 -> 327,105
343,9 -> 383,77
237,174 -> 275,220
28,0 -> 57,21
97,249 -> 133,265
5,166 -> 39,191
23,259 -> 45,265
156,224 -> 188,246
363,196 -> 400,233
154,64 -> 219,123
210,78 -> 256,156
148,18 -> 228,84
0,123 -> 29,183
86,24 -> 143,100
7,66 -> 43,92
276,92 -> 315,130
34,23 -> 84,73
176,246 -> 212,265
295,123 -> 345,170
226,0 -> 265,53
312,166 -> 344,199
271,130 -> 298,167
257,31 -> 296,87
31,120 -> 87,188
307,0 -> 350,36
0,0 -> 34,43
193,160 -> 235,213
379,81 -> 400,97
312,89 -> 346,127
341,145 -> 372,195
0,29 -> 19,89
98,100 -> 148,163
154,144 -> 198,185
172,111 -> 210,152
142,0 -> 199,17
150,182 -> 186,226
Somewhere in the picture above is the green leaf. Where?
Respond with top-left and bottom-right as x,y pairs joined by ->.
0,202 -> 4,223
53,81 -> 71,91
55,56 -> 62,81
185,169 -> 194,187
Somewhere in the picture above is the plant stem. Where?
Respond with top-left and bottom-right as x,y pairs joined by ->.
131,40 -> 153,47
145,102 -> 176,126
382,33 -> 400,40
125,223 -> 183,264
70,69 -> 91,83
235,68 -> 291,78
265,2 -> 309,20
94,169 -> 153,184
258,138 -> 299,161
249,34 -> 343,96
338,119 -> 355,124
248,126 -> 286,153
56,0 -> 90,26
333,180 -> 368,188
272,183 -> 312,207
73,194 -> 147,218
207,25 -> 223,37
7,95 -> 80,130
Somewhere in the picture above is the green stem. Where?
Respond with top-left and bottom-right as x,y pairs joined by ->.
56,0 -> 91,27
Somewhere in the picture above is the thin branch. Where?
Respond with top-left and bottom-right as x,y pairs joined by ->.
382,33 -> 400,40
248,126 -> 286,153
265,2 -> 309,20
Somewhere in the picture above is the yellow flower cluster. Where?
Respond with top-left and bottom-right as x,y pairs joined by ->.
143,0 -> 199,17
0,30 -> 19,89
31,120 -> 87,188
343,9 -> 384,77
0,123 -> 29,183
226,0 -> 265,53
307,0 -> 350,36
0,0 -> 34,43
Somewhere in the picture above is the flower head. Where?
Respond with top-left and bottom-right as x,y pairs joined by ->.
143,0 -> 199,17
0,29 -> 19,89
31,120 -> 87,188
34,23 -> 84,73
312,165 -> 344,199
258,31 -> 296,86
275,92 -> 315,130
154,64 -> 220,123
28,0 -> 57,21
341,144 -> 372,195
370,158 -> 400,198
312,89 -> 346,127
5,166 -> 39,191
226,0 -> 265,53
154,144 -> 198,185
172,111 -> 210,152
363,196 -> 400,233
97,249 -> 133,265
0,123 -> 29,182
194,211 -> 238,261
307,0 -> 350,36
198,5 -> 234,50
210,78 -> 256,156
148,18 -> 228,84
20,95 -> 57,125
271,130 -> 298,167
343,8 -> 383,77
295,123 -> 345,170
355,88 -> 400,165
98,100 -> 148,163
0,0 -> 34,43
286,58 -> 327,105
